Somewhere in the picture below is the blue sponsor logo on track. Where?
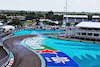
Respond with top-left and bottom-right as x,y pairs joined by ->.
36,50 -> 79,67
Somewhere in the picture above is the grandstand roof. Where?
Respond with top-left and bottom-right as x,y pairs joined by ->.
92,15 -> 100,18
63,15 -> 88,18
76,22 -> 100,28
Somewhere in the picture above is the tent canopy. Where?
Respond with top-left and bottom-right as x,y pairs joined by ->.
76,22 -> 100,28
63,15 -> 88,18
92,16 -> 99,18
2,25 -> 15,30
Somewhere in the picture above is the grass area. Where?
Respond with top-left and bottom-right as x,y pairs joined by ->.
43,45 -> 56,50
35,45 -> 57,50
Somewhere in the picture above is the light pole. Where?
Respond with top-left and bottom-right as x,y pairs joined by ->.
65,0 -> 67,36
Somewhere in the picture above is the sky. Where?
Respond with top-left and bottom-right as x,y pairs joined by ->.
0,0 -> 100,12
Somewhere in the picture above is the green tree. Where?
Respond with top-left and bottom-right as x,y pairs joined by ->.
51,22 -> 56,25
0,15 -> 7,19
8,18 -> 21,26
0,15 -> 7,24
88,15 -> 92,21
58,22 -> 63,25
43,21 -> 48,26
48,11 -> 53,15
66,22 -> 71,26
48,22 -> 56,25
46,11 -> 54,19
74,22 -> 78,25
36,18 -> 40,25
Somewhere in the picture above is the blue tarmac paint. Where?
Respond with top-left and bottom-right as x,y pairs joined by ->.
43,38 -> 100,67
10,52 -> 14,58
37,51 -> 79,67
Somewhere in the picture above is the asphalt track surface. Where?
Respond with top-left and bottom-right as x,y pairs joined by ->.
0,46 -> 7,60
4,35 -> 42,67
4,33 -> 63,67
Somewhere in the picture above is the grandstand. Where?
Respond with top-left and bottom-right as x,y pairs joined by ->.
92,15 -> 100,22
63,15 -> 88,23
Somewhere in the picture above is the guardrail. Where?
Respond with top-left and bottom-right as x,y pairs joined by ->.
0,26 -> 26,67
0,27 -> 23,67
0,40 -> 10,66
49,35 -> 100,44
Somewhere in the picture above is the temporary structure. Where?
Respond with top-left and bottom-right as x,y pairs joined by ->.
76,22 -> 100,28
2,25 -> 15,31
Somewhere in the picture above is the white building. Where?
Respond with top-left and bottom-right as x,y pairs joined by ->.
92,15 -> 100,22
63,15 -> 88,23
39,19 -> 53,22
0,25 -> 15,33
39,19 -> 59,25
73,22 -> 100,41
2,25 -> 15,31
